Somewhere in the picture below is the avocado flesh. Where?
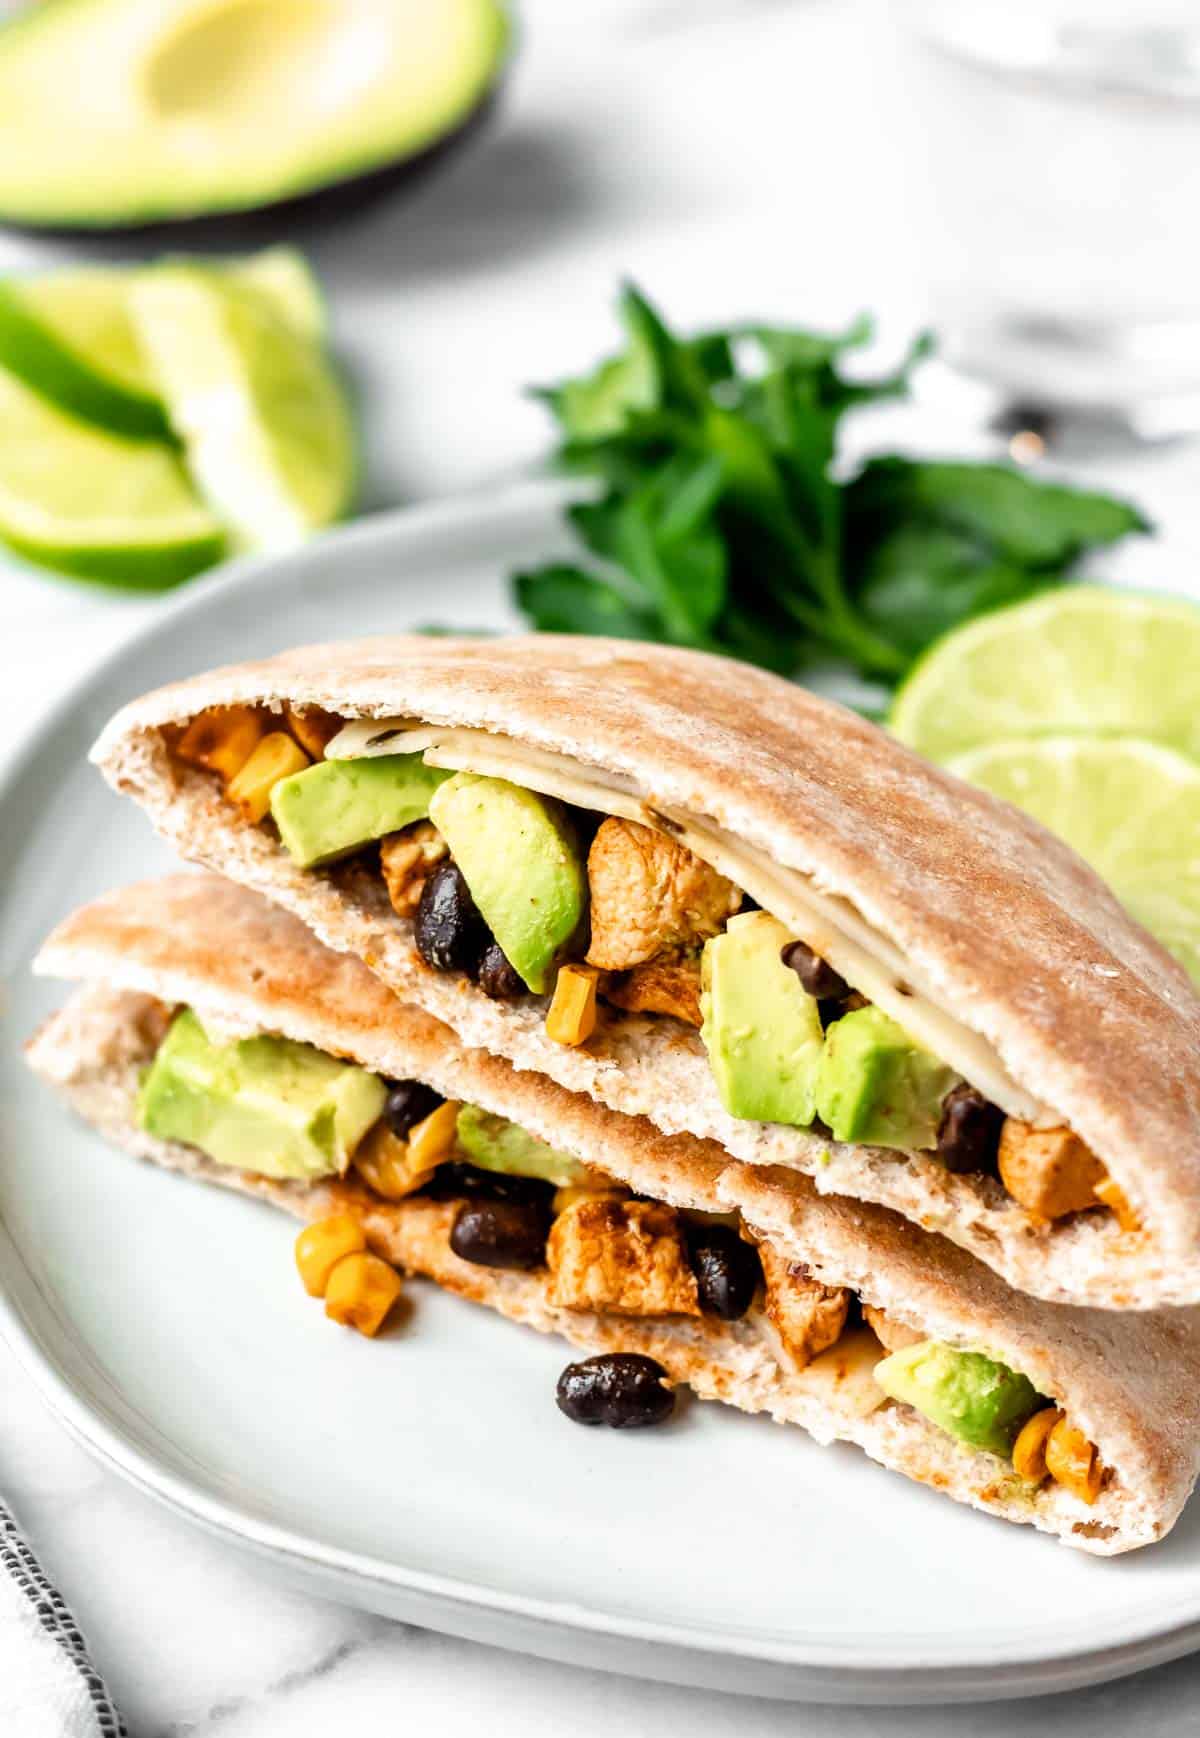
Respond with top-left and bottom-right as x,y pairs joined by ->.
699,911 -> 825,1126
816,1004 -> 958,1151
0,0 -> 508,229
874,1340 -> 1041,1459
428,773 -> 586,993
270,754 -> 451,869
456,1105 -> 587,1187
137,1007 -> 386,1182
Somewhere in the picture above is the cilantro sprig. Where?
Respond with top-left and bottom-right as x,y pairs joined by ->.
512,286 -> 1147,683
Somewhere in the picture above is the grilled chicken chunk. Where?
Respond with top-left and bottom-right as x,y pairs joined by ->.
604,954 -> 704,1026
380,821 -> 448,919
585,817 -> 741,972
998,1119 -> 1106,1220
547,1197 -> 700,1316
758,1243 -> 849,1370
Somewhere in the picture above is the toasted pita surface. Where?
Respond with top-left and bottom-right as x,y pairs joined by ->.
89,636 -> 1200,1307
29,875 -> 1200,1552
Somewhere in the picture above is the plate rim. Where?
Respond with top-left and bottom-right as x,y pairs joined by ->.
3,479 -> 1199,1703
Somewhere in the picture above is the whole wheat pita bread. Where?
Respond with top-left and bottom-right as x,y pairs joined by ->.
28,874 -> 1200,1553
89,635 -> 1200,1308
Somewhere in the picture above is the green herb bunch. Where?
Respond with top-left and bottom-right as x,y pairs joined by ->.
513,285 -> 1146,683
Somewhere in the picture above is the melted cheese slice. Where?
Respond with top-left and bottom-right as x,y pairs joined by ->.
326,718 -> 1047,1120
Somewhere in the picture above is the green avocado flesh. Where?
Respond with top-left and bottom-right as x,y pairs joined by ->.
137,1007 -> 386,1182
429,773 -> 586,993
0,0 -> 509,229
270,753 -> 451,868
456,1105 -> 587,1187
874,1341 -> 1041,1459
700,912 -> 825,1126
815,1005 -> 958,1151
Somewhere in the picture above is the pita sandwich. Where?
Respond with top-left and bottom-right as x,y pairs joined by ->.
27,874 -> 1200,1554
90,635 -> 1200,1309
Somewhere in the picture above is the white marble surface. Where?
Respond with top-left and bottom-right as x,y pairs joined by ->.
3,1 -> 1200,1730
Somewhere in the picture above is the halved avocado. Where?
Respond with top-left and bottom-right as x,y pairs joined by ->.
0,0 -> 510,231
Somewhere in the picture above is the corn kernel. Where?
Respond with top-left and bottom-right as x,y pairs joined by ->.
1012,1406 -> 1063,1483
406,1099 -> 461,1170
295,1214 -> 366,1297
354,1121 -> 437,1201
324,1252 -> 403,1337
1044,1415 -> 1103,1505
1094,1174 -> 1141,1233
553,1170 -> 626,1215
176,705 -> 265,782
227,732 -> 311,823
546,964 -> 599,1047
284,704 -> 341,761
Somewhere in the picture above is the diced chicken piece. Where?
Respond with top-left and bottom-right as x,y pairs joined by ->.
585,817 -> 742,971
283,704 -> 342,761
758,1242 -> 849,1371
604,954 -> 704,1026
998,1119 -> 1105,1220
380,821 -> 448,918
861,1303 -> 923,1354
175,705 -> 266,783
547,1198 -> 700,1317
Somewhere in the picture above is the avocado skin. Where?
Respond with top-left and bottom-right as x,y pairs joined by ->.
815,1004 -> 958,1151
455,1104 -> 587,1187
270,754 -> 451,869
700,911 -> 825,1126
428,773 -> 586,994
874,1340 -> 1041,1459
137,1007 -> 386,1182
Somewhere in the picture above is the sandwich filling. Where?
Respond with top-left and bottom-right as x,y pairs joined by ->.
132,996 -> 1104,1503
167,703 -> 1138,1240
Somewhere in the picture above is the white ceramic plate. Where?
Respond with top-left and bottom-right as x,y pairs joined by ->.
2,480 -> 1200,1705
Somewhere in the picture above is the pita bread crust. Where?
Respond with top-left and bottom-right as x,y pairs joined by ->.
29,876 -> 1200,1552
90,637 -> 1200,1307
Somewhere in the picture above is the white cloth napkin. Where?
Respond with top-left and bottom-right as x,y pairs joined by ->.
0,1503 -> 126,1738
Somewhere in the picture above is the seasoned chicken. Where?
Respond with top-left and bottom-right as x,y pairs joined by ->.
585,817 -> 742,971
603,954 -> 704,1026
998,1119 -> 1105,1220
758,1242 -> 849,1370
862,1303 -> 923,1354
380,821 -> 448,919
547,1198 -> 700,1316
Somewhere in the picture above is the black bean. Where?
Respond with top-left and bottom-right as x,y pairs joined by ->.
556,1353 -> 675,1429
477,941 -> 525,1001
423,1162 -> 555,1207
936,1085 -> 1004,1175
383,1079 -> 443,1138
414,862 -> 487,976
781,940 -> 849,1002
450,1199 -> 549,1270
685,1223 -> 761,1320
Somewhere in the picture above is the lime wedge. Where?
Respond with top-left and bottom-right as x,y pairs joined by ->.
0,364 -> 223,587
0,249 -> 326,442
129,267 -> 355,552
890,588 -> 1200,762
949,736 -> 1200,984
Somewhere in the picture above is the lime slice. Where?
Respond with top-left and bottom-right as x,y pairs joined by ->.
890,588 -> 1200,762
949,736 -> 1200,984
0,363 -> 223,587
0,249 -> 326,442
129,267 -> 355,552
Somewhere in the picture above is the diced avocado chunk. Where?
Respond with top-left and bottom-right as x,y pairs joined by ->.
455,1105 -> 587,1186
270,752 -> 451,868
428,773 -> 586,993
699,911 -> 825,1126
136,1007 -> 386,1182
815,1004 -> 958,1151
874,1340 -> 1041,1459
